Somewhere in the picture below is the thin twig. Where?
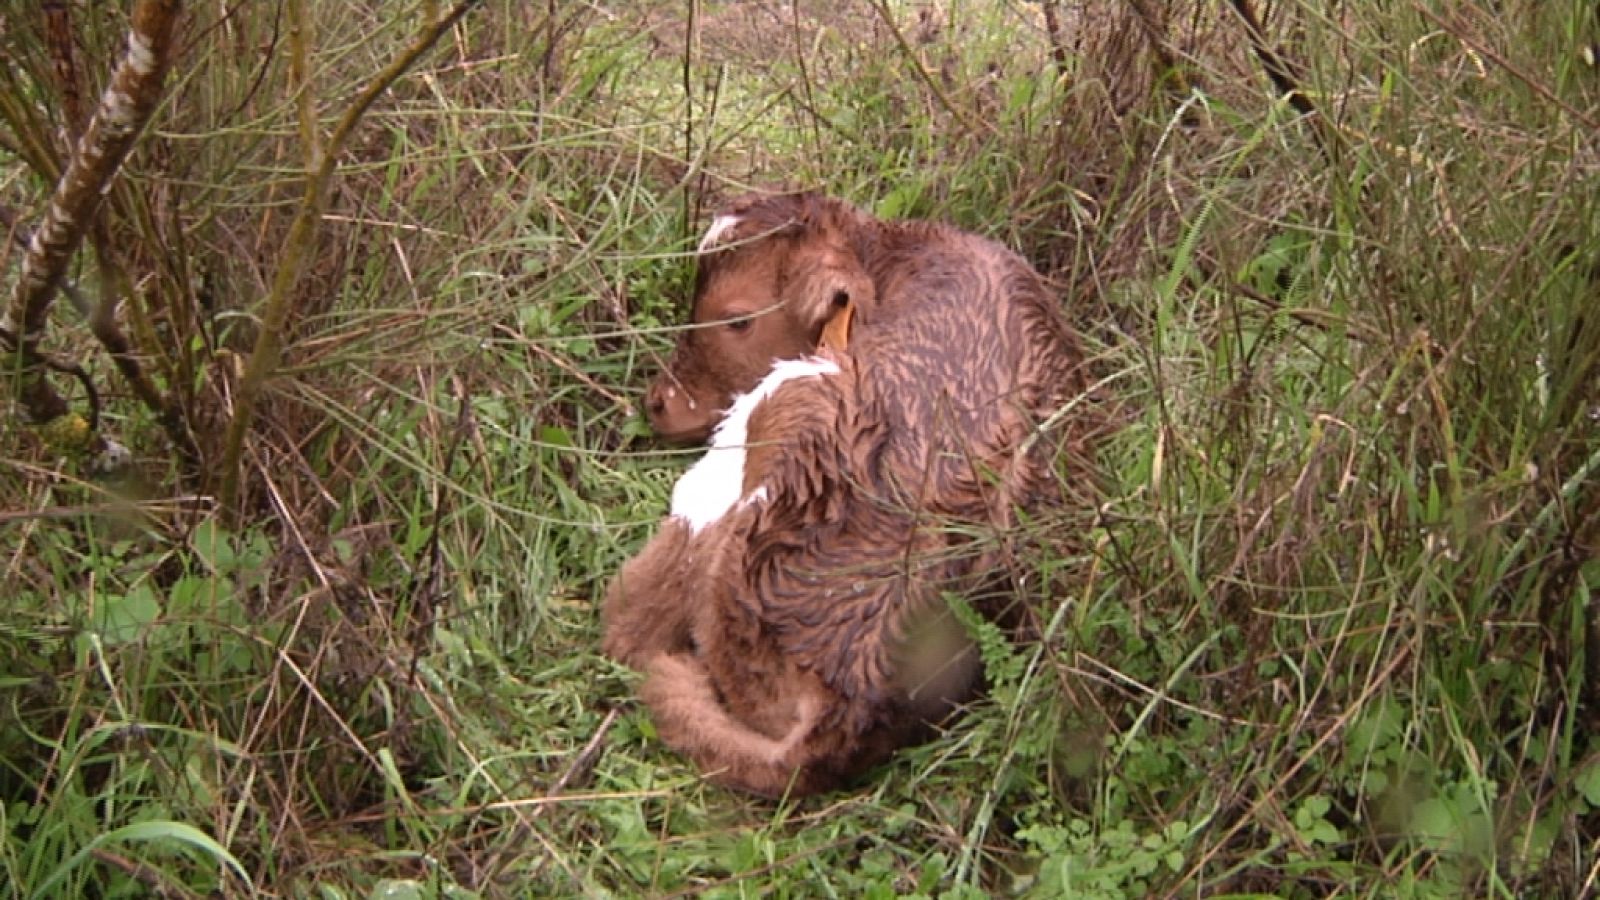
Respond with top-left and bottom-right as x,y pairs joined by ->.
43,1 -> 88,141
404,374 -> 475,684
1227,280 -> 1386,346
90,848 -> 200,899
1163,637 -> 1418,898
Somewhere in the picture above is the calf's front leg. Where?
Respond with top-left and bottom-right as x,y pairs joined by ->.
601,519 -> 702,667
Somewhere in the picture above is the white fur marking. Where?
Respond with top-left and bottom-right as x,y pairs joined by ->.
127,33 -> 157,75
670,357 -> 839,532
697,215 -> 741,253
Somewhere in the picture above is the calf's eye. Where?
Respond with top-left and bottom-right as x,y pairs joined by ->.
831,289 -> 850,308
726,317 -> 752,332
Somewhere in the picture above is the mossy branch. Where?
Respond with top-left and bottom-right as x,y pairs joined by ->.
217,0 -> 483,512
3,0 -> 180,430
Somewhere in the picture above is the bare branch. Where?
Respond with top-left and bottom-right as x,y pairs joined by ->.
84,237 -> 200,466
1126,0 -> 1194,97
1039,1 -> 1070,79
1415,4 -> 1598,132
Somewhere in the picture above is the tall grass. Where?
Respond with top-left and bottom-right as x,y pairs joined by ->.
2,1 -> 1596,896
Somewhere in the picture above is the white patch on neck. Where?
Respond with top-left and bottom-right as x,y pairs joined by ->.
670,356 -> 839,532
697,214 -> 742,253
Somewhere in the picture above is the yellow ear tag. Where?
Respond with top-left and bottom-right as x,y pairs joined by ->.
820,302 -> 853,352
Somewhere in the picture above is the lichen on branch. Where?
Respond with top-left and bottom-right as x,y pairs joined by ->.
3,0 -> 181,427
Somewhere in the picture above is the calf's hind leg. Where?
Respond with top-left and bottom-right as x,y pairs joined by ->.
637,652 -> 826,797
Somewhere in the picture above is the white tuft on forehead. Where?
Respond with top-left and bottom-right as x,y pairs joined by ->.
669,356 -> 839,533
697,215 -> 742,253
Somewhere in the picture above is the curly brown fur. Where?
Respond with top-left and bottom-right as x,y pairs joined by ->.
609,192 -> 1090,797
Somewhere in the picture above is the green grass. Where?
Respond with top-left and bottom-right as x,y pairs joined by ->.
2,1 -> 1598,896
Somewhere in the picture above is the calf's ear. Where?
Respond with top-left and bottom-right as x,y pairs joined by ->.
819,291 -> 854,351
796,264 -> 874,351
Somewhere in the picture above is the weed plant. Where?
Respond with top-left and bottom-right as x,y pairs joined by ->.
1,1 -> 1597,896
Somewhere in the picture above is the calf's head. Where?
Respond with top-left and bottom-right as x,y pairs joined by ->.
645,192 -> 874,443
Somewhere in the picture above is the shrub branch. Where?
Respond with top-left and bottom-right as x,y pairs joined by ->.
217,0 -> 483,511
2,0 -> 180,428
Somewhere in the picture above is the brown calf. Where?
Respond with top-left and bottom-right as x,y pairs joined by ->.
608,192 -> 1090,796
